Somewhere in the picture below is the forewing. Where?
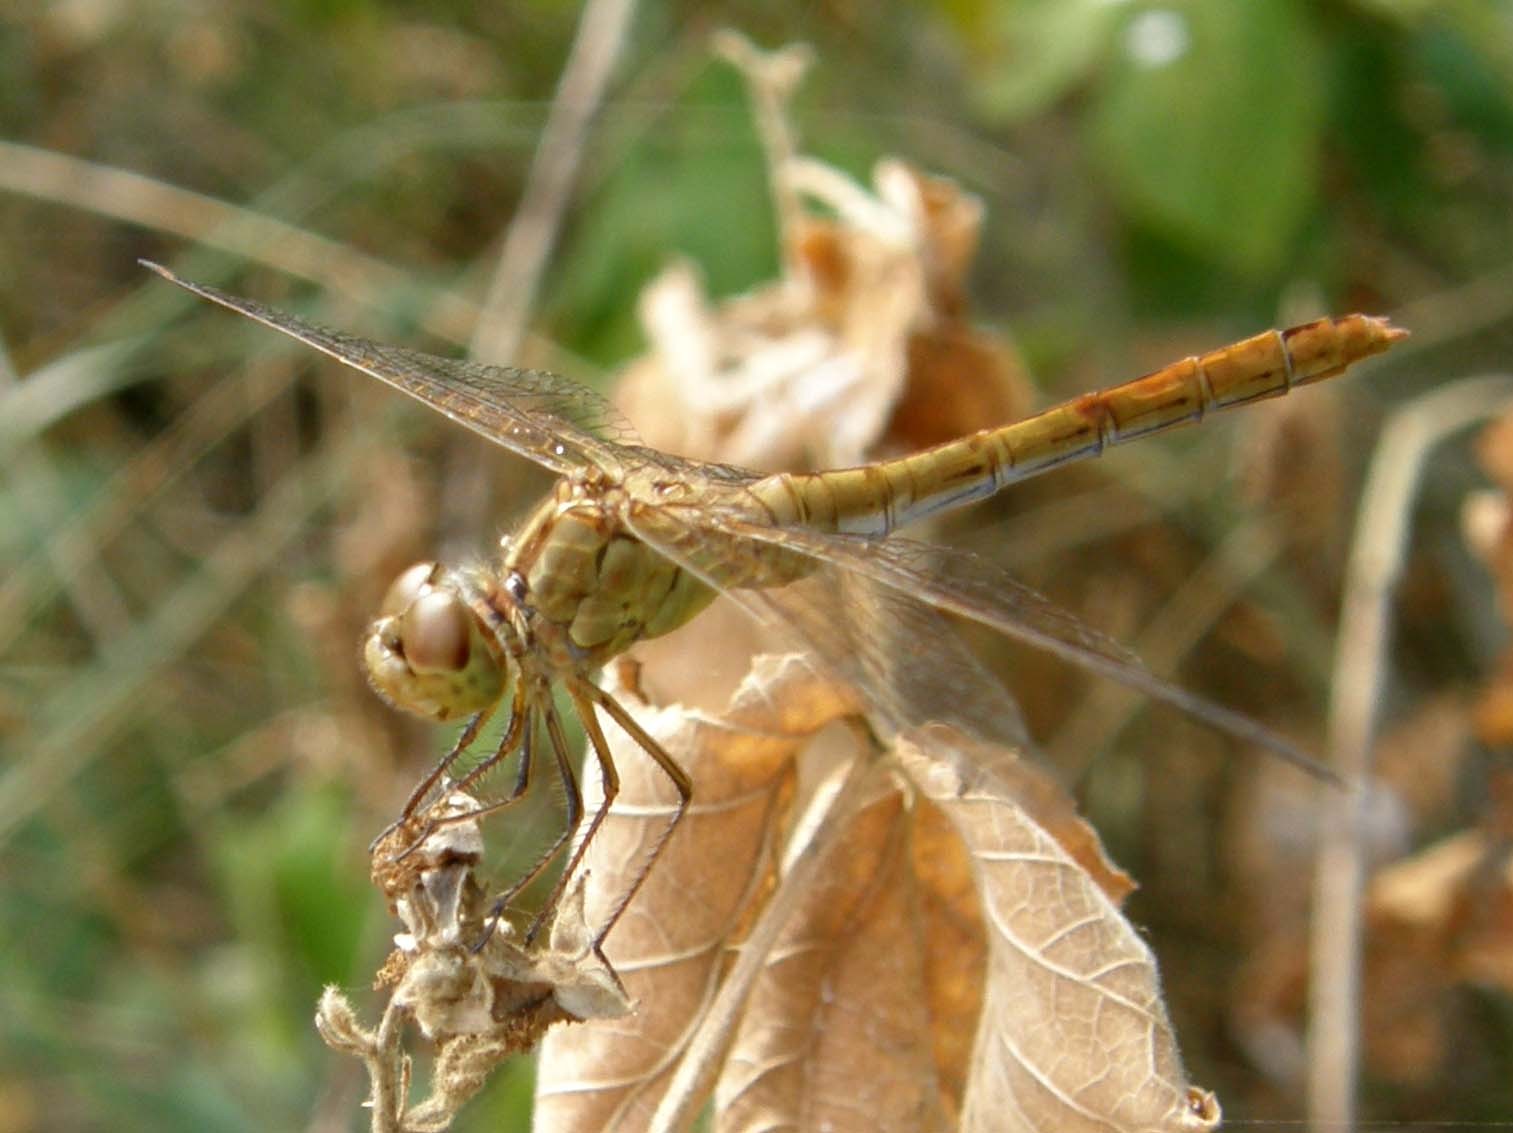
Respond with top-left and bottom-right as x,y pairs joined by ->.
143,261 -> 640,476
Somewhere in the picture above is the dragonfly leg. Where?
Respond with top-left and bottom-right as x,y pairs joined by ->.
513,679 -> 625,950
514,698 -> 588,946
443,695 -> 529,803
380,688 -> 529,863
570,676 -> 692,957
468,698 -> 582,950
368,705 -> 494,854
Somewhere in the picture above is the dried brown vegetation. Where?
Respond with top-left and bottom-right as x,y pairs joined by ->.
532,657 -> 1219,1133
13,5 -> 1513,1132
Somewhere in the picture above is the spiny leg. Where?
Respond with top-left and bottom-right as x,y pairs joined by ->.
381,683 -> 529,861
430,716 -> 543,951
520,677 -> 624,949
462,708 -> 572,920
445,687 -> 530,803
466,718 -> 540,919
573,676 -> 692,955
415,702 -> 572,950
487,696 -> 582,943
368,704 -> 494,854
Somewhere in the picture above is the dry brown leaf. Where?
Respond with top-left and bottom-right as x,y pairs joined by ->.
1473,652 -> 1513,744
912,723 -> 1137,906
1370,829 -> 1486,931
896,730 -> 1221,1133
715,779 -> 951,1133
532,659 -> 1215,1133
1370,692 -> 1470,826
894,319 -> 1027,453
1467,407 -> 1513,743
1369,826 -> 1513,993
1354,830 -> 1491,1083
1230,820 -> 1513,1091
1477,406 -> 1513,492
615,39 -> 1027,474
532,654 -> 860,1131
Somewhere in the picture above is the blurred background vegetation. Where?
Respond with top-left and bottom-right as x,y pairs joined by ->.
3,0 -> 1513,1129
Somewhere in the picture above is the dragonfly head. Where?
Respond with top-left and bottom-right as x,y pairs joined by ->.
363,562 -> 508,721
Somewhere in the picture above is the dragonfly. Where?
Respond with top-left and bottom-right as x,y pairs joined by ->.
143,260 -> 1404,959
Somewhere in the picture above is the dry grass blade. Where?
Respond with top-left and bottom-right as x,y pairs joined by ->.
0,351 -> 299,658
0,140 -> 421,308
0,403 -> 382,852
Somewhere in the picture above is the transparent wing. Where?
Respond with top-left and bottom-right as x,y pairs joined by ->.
146,264 -> 1324,776
622,506 -> 1038,763
764,568 -> 1034,755
143,261 -> 643,476
641,504 -> 1332,779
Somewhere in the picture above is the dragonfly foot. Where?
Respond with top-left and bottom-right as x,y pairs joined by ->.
470,902 -> 510,955
522,904 -> 550,948
367,815 -> 404,855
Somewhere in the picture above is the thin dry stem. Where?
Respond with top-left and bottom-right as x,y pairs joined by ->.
1310,374 -> 1513,1129
468,0 -> 638,364
712,30 -> 815,280
0,139 -> 464,318
314,986 -> 413,1133
440,0 -> 639,559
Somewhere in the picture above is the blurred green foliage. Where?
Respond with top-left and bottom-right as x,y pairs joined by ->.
4,1 -> 1513,1130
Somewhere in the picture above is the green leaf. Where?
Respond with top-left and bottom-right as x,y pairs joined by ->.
956,0 -> 1125,120
548,65 -> 778,366
1088,1 -> 1326,278
1345,0 -> 1440,25
210,784 -> 368,999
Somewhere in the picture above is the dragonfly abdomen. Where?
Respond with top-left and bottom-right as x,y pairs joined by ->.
756,313 -> 1403,537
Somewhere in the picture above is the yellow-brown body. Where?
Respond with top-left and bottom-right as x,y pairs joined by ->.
363,313 -> 1402,726
144,261 -> 1408,967
559,315 -> 1396,648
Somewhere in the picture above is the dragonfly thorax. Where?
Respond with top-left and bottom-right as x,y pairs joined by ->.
504,484 -> 719,659
363,562 -> 511,722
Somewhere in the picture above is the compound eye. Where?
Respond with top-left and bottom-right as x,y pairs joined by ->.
380,562 -> 439,617
400,590 -> 472,674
